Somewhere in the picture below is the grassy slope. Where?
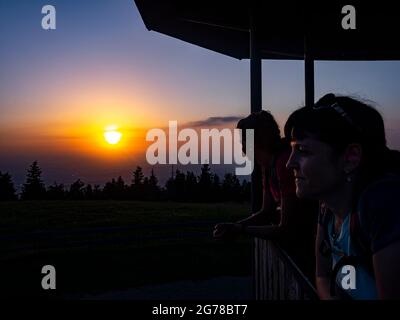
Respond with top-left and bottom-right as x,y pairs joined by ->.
0,201 -> 252,298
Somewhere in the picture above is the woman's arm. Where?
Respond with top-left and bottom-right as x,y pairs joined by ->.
214,176 -> 273,239
241,196 -> 296,239
315,223 -> 334,300
237,185 -> 274,226
373,240 -> 400,299
357,178 -> 400,299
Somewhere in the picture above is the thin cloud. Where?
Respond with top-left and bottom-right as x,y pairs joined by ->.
186,116 -> 243,128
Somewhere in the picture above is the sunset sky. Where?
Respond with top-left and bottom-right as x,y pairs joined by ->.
1,0 -> 400,189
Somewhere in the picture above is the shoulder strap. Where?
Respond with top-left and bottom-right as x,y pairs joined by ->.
350,206 -> 374,277
350,211 -> 371,257
318,203 -> 333,257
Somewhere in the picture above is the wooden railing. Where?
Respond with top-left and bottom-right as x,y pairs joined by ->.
254,238 -> 319,300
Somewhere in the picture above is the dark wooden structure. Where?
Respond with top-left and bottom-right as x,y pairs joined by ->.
254,239 -> 318,300
134,0 -> 400,300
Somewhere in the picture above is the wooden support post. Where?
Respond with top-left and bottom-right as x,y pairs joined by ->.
250,10 -> 262,213
304,36 -> 315,107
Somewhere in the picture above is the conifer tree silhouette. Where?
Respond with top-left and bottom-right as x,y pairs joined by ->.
0,171 -> 17,200
21,161 -> 46,200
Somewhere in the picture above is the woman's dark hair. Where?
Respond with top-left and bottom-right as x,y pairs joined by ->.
292,93 -> 386,154
290,93 -> 400,204
284,108 -> 304,143
237,110 -> 281,154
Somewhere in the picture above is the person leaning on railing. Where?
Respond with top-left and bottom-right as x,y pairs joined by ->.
286,94 -> 400,299
213,110 -> 318,279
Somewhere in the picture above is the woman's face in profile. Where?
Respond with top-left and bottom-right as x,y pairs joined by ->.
286,137 -> 345,200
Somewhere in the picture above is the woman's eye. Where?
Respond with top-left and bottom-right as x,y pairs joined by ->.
297,146 -> 308,153
291,144 -> 310,154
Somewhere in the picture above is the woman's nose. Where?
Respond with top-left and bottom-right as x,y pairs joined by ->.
286,150 -> 297,169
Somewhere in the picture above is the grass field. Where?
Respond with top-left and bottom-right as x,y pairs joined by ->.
0,201 -> 253,298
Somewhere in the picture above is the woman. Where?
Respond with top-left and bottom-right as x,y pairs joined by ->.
286,93 -> 400,299
213,110 -> 317,277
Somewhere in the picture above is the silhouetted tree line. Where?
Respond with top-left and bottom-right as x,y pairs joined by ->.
0,161 -> 251,202
165,164 -> 250,202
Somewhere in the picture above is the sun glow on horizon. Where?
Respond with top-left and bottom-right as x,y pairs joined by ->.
104,125 -> 122,145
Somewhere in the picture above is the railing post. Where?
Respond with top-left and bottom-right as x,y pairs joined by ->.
249,7 -> 263,300
304,35 -> 315,107
249,2 -> 262,213
259,240 -> 319,300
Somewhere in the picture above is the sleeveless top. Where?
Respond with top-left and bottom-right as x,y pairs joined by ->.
327,213 -> 378,299
319,174 -> 400,299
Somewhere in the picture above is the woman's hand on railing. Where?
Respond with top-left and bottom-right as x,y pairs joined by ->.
213,223 -> 242,240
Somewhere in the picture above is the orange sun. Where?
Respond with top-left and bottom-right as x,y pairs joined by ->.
104,125 -> 122,145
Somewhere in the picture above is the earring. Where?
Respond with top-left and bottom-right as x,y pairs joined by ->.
346,176 -> 352,183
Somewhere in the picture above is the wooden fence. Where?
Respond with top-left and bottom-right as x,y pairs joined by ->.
254,238 -> 319,300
